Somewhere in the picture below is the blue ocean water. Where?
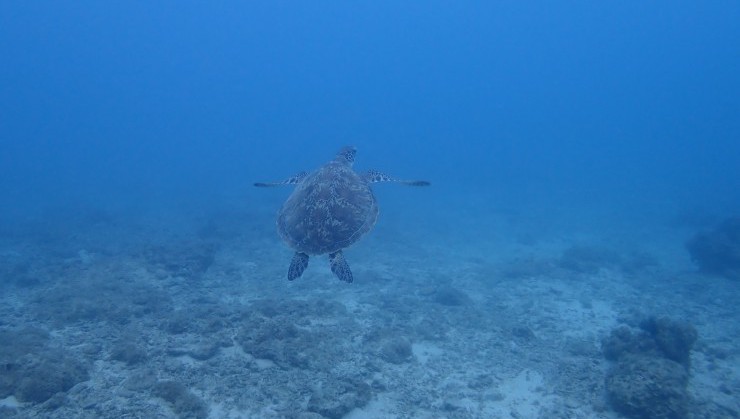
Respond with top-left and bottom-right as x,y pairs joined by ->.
1,2 -> 739,418
2,1 -> 738,217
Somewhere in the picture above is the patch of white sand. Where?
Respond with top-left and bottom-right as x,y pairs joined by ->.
412,342 -> 443,365
690,351 -> 740,414
0,395 -> 20,408
219,345 -> 277,370
253,358 -> 277,370
480,369 -> 554,417
208,401 -> 273,419
554,298 -> 617,339
346,393 -> 397,419
174,354 -> 199,367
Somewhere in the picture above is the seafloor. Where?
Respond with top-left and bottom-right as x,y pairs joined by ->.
0,196 -> 738,419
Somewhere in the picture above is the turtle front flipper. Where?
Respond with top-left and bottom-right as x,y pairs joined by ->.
329,251 -> 353,283
288,252 -> 309,281
254,171 -> 308,187
362,170 -> 430,186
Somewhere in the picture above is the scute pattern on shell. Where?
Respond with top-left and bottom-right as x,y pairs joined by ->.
277,159 -> 378,255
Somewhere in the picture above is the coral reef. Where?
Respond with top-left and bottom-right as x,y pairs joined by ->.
0,327 -> 49,398
235,298 -> 353,371
0,255 -> 39,288
558,245 -> 658,275
602,325 -> 656,361
306,378 -> 372,419
379,337 -> 413,364
602,317 -> 698,419
640,317 -> 698,367
687,217 -> 740,279
152,380 -> 209,419
432,285 -> 470,306
1,211 -> 737,418
29,262 -> 172,327
160,303 -> 230,336
606,354 -> 690,419
140,241 -> 216,281
110,340 -> 148,365
0,328 -> 89,405
236,314 -> 311,368
15,355 -> 88,404
559,245 -> 622,274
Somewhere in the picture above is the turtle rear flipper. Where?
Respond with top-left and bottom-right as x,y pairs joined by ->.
288,252 -> 309,280
254,171 -> 308,187
329,251 -> 353,283
363,170 -> 430,186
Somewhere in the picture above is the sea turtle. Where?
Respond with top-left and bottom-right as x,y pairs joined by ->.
255,146 -> 429,283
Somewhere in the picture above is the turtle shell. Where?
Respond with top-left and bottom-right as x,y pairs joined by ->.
277,159 -> 379,255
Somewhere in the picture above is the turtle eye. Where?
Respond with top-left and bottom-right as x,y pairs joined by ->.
338,146 -> 356,163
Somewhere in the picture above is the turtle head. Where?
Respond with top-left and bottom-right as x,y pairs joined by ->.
335,146 -> 357,166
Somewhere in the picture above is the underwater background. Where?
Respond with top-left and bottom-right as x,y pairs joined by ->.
1,1 -> 739,418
